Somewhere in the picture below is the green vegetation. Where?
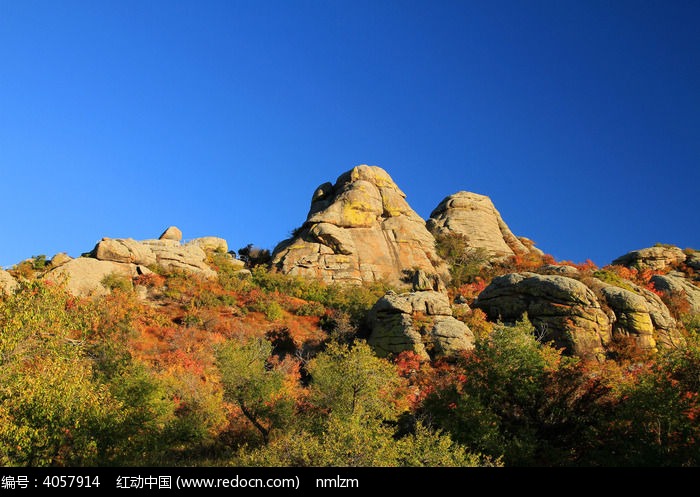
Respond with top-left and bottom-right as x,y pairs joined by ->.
1,262 -> 699,467
434,233 -> 491,286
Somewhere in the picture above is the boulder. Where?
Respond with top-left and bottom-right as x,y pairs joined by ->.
599,286 -> 657,350
91,229 -> 217,279
93,238 -> 158,266
367,290 -> 474,360
612,246 -> 686,271
187,237 -> 229,254
0,269 -> 17,295
141,239 -> 216,278
427,191 -> 536,258
474,273 -> 610,360
159,226 -> 183,242
651,273 -> 700,314
474,271 -> 684,359
686,251 -> 700,271
49,252 -> 73,267
44,258 -> 141,297
272,165 -> 448,286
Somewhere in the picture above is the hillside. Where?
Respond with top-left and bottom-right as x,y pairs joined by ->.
1,165 -> 699,467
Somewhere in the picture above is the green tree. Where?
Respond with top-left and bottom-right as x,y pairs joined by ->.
307,341 -> 404,421
421,317 -> 615,466
216,338 -> 294,444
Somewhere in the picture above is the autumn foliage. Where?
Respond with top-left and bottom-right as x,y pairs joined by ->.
1,251 -> 699,466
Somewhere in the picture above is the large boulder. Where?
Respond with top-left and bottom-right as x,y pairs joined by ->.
651,273 -> 700,314
93,238 -> 158,266
49,252 -> 73,267
599,286 -> 657,350
91,229 -> 217,279
367,290 -> 474,360
187,237 -> 229,254
43,227 -> 223,296
474,272 -> 684,360
140,239 -> 216,277
272,165 -> 448,286
474,273 -> 610,360
612,246 -> 686,271
44,258 -> 141,297
427,191 -> 537,258
686,251 -> 700,271
0,269 -> 17,295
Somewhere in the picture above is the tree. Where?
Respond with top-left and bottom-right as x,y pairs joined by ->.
306,341 -> 405,421
216,338 -> 294,444
237,244 -> 271,268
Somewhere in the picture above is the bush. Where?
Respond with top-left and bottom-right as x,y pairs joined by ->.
101,272 -> 134,293
295,301 -> 326,317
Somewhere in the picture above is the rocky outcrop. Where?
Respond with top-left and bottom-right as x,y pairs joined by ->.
49,253 -> 73,267
43,227 -> 239,296
188,237 -> 229,254
474,273 -> 610,360
427,191 -> 537,258
367,290 -> 474,360
612,246 -> 686,271
92,234 -> 216,278
686,251 -> 700,271
599,286 -> 657,350
0,270 -> 17,295
474,272 -> 683,360
45,258 -> 142,297
272,165 -> 448,286
651,273 -> 700,314
159,226 -> 183,242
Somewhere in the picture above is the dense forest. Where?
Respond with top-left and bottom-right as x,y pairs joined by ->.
1,241 -> 699,467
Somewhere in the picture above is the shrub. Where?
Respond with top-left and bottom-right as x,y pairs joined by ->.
295,301 -> 326,317
101,273 -> 134,293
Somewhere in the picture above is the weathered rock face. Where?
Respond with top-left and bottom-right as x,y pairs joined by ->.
686,251 -> 700,271
612,246 -> 686,271
189,237 -> 229,254
367,290 -> 474,360
474,272 -> 683,360
159,226 -> 183,242
0,269 -> 18,295
43,227 -> 236,296
474,273 -> 610,360
599,286 -> 657,350
272,165 -> 448,286
49,253 -> 73,267
651,273 -> 700,314
92,235 -> 216,278
426,191 -> 535,258
45,258 -> 141,297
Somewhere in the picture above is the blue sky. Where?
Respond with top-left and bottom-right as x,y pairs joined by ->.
1,0 -> 698,269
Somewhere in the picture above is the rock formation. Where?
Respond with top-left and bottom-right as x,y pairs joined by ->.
44,227 -> 242,297
46,258 -> 145,297
612,246 -> 687,271
367,289 -> 474,360
427,191 -> 539,258
0,269 -> 17,295
474,273 -> 610,360
474,271 -> 683,360
651,273 -> 700,314
272,165 -> 448,286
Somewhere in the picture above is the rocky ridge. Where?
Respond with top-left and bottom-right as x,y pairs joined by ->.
44,227 -> 244,297
272,165 -> 449,286
427,191 -> 540,259
367,272 -> 474,360
474,269 -> 683,360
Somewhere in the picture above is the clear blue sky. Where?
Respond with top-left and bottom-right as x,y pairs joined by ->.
1,0 -> 698,269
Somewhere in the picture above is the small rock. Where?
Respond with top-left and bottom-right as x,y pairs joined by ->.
159,226 -> 183,242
